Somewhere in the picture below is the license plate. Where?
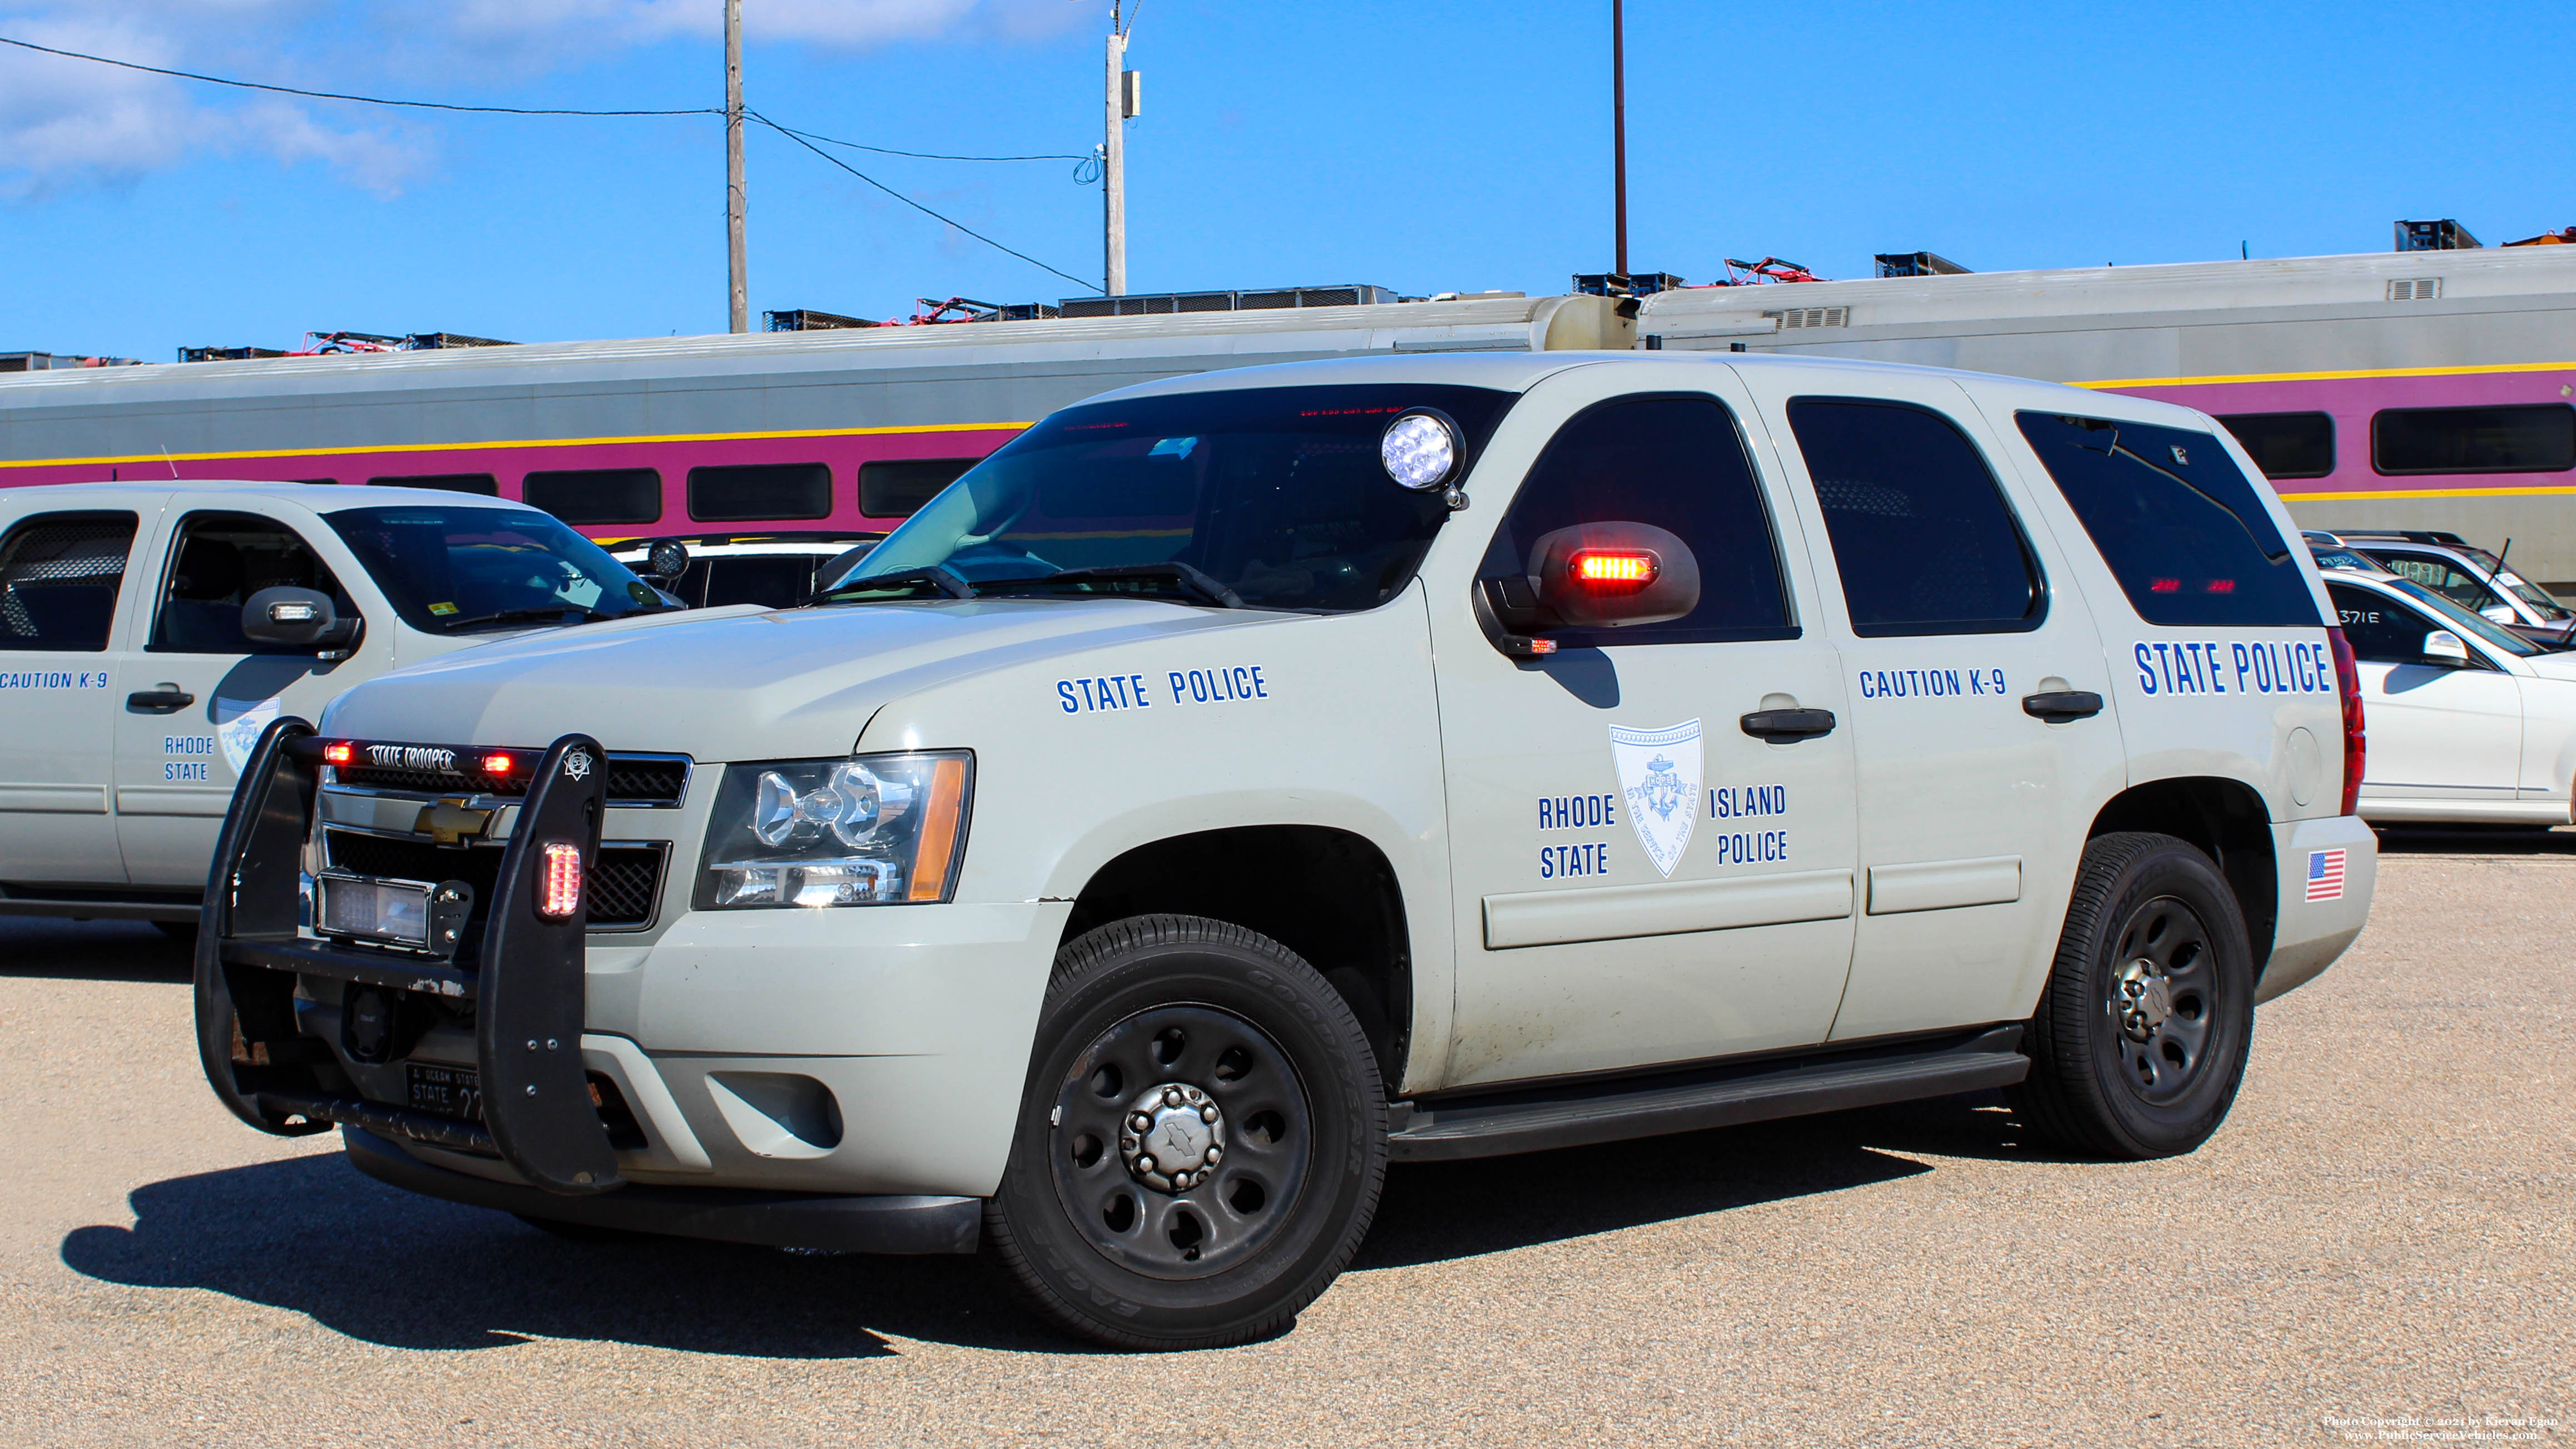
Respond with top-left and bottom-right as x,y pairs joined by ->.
407,1062 -> 483,1121
317,872 -> 436,948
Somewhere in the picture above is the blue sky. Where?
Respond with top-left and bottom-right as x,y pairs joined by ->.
4,0 -> 2573,360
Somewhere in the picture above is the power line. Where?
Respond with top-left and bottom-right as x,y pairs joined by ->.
3,30 -> 1103,294
746,111 -> 1100,293
0,34 -> 717,116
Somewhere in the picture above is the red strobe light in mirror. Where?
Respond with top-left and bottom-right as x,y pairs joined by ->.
1569,549 -> 1661,595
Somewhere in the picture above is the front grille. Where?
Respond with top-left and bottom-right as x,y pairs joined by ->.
331,748 -> 689,807
323,832 -> 667,933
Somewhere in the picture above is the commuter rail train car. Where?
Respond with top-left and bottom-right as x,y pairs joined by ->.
1639,244 -> 2576,591
0,294 -> 1632,542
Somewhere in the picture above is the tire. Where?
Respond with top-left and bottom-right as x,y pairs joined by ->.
984,914 -> 1386,1351
2007,831 -> 2256,1160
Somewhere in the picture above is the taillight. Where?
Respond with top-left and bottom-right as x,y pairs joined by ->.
2329,628 -> 2365,816
536,842 -> 583,921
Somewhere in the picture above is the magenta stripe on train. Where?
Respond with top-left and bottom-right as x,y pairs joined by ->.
0,426 -> 1029,537
2104,367 -> 2576,497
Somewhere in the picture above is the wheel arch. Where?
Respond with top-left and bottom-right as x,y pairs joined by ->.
2087,774 -> 2278,974
1060,825 -> 1414,1095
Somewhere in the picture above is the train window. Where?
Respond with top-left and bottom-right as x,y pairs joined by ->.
2017,412 -> 2321,628
859,458 -> 978,519
2216,412 -> 2335,480
0,512 -> 136,652
366,472 -> 501,495
293,478 -> 338,486
1790,397 -> 2042,636
687,463 -> 831,522
523,467 -> 663,526
2372,404 -> 2576,476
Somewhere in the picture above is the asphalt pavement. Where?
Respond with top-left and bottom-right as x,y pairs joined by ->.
1,830 -> 2568,1447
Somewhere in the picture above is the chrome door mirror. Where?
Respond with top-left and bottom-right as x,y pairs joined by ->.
2480,603 -> 2518,624
2422,629 -> 2471,666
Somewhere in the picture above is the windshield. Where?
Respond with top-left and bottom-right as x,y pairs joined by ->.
2459,547 -> 2573,620
324,505 -> 667,634
835,383 -> 1519,612
2383,576 -> 2543,657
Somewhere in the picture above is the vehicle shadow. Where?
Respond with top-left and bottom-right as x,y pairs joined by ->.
0,917 -> 193,983
63,1092 -> 2043,1356
2374,824 -> 2576,856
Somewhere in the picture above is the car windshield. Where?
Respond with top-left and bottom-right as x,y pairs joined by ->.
2459,547 -> 2573,620
2382,576 -> 2543,657
831,383 -> 1519,613
324,505 -> 668,634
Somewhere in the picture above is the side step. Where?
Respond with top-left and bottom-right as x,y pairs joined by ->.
1386,1025 -> 2029,1163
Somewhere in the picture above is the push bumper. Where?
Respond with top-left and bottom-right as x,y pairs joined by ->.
343,1127 -> 981,1254
196,718 -> 627,1194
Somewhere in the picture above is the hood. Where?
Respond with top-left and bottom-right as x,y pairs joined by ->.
323,598 -> 1286,760
2519,647 -> 2576,684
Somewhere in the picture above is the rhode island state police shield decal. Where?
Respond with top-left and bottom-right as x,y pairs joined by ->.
1609,719 -> 1702,879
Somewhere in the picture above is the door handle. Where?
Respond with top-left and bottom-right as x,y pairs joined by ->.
126,686 -> 195,713
2022,690 -> 2104,722
1740,707 -> 1837,742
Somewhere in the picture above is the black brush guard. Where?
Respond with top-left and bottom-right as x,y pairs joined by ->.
195,718 -> 622,1196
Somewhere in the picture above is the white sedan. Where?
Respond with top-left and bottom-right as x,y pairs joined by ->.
2325,568 -> 2576,826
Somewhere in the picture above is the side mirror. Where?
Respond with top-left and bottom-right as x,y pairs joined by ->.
243,585 -> 359,652
2423,629 -> 2471,666
1528,522 -> 1702,631
2480,603 -> 2518,624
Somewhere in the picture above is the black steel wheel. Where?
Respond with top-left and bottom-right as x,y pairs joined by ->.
2008,831 -> 2255,1159
985,914 -> 1385,1350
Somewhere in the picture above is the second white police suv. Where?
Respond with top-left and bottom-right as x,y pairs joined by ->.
196,352 -> 2376,1351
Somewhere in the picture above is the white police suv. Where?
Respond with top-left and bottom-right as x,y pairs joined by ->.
194,353 -> 2375,1350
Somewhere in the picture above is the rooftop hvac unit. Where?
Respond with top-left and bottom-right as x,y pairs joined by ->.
764,309 -> 882,331
1056,285 -> 1394,319
1873,251 -> 1972,278
1572,272 -> 1687,298
178,346 -> 292,363
2395,219 -> 2481,251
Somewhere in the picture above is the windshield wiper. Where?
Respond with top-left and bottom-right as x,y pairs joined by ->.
987,563 -> 1245,609
437,605 -> 625,631
816,565 -> 977,602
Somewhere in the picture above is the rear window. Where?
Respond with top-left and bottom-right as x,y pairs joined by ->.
2016,412 -> 2321,627
2216,412 -> 2335,480
688,463 -> 831,522
2372,404 -> 2576,476
523,468 -> 663,525
0,512 -> 136,652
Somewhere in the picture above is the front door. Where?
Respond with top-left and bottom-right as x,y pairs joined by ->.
0,507 -> 150,888
1738,370 -> 2128,1042
111,508 -> 364,889
1434,368 -> 1860,1089
2325,581 -> 2522,804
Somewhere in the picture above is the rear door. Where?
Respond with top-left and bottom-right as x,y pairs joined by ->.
110,507 -> 371,888
0,506 -> 152,888
1434,366 -> 1861,1087
2326,581 -> 2522,804
1734,369 -> 2128,1042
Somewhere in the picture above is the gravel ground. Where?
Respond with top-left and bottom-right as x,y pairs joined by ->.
1,832 -> 2568,1448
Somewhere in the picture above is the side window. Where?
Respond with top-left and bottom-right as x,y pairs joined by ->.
523,468 -> 663,526
0,512 -> 137,652
2215,412 -> 2335,481
2328,583 -> 2450,666
366,472 -> 501,495
860,458 -> 979,520
1480,394 -> 1793,646
2016,412 -> 2321,628
2372,404 -> 2576,476
1790,398 -> 2041,636
2368,551 -> 2499,614
152,512 -> 351,655
689,463 -> 833,522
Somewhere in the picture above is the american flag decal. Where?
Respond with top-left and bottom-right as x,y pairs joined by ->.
2306,848 -> 2347,902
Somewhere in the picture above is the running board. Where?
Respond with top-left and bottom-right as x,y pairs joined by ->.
1386,1025 -> 2028,1163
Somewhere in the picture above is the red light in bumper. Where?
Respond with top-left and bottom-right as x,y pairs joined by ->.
323,741 -> 353,766
537,842 -> 583,921
480,752 -> 515,778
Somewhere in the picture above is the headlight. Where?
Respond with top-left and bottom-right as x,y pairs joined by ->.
695,753 -> 972,908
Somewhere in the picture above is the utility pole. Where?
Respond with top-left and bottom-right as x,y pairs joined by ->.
1103,3 -> 1138,296
1611,0 -> 1628,278
726,0 -> 749,333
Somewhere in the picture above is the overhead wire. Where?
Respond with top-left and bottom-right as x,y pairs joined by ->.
0,32 -> 1102,292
